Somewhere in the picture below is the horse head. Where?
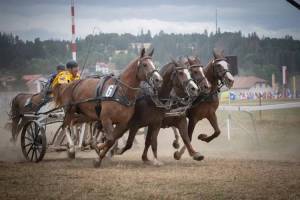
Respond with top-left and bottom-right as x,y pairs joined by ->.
136,48 -> 163,89
170,58 -> 199,97
186,56 -> 211,94
211,48 -> 234,89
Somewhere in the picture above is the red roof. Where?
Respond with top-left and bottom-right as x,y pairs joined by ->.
22,74 -> 43,81
232,76 -> 267,89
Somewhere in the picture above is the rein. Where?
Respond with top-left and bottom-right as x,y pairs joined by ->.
115,78 -> 140,91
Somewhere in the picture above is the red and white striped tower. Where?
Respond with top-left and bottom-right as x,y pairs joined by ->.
71,0 -> 76,61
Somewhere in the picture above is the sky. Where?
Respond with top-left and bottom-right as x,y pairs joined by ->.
0,0 -> 299,41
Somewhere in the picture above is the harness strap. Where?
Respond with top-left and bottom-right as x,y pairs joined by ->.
94,75 -> 113,117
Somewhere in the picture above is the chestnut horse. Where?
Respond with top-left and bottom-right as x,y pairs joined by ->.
116,59 -> 210,164
173,49 -> 234,160
52,48 -> 163,167
8,92 -> 44,142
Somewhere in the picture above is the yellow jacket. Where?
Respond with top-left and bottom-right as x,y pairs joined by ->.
51,70 -> 80,88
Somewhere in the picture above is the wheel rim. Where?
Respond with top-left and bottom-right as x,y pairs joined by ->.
22,121 -> 45,162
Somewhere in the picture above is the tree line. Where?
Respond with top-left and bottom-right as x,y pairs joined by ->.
0,30 -> 299,84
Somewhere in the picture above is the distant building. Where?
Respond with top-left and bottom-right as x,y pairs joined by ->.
130,42 -> 152,51
230,76 -> 274,100
95,62 -> 110,75
114,50 -> 128,55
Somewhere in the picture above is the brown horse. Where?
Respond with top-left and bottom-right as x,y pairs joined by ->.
116,59 -> 210,164
52,48 -> 163,167
8,92 -> 44,142
173,49 -> 234,160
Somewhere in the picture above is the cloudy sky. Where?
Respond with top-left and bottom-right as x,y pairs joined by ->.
0,0 -> 299,41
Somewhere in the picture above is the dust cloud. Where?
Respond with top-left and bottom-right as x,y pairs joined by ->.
0,91 -> 300,163
0,91 -> 24,162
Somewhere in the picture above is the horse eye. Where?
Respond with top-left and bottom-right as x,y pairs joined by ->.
178,71 -> 184,75
143,63 -> 147,67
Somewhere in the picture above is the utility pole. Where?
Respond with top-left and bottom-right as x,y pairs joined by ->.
71,0 -> 77,61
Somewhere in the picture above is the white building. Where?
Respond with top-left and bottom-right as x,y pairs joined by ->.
95,62 -> 110,75
231,76 -> 274,100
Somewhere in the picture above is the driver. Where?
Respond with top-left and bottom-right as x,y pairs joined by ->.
51,60 -> 80,89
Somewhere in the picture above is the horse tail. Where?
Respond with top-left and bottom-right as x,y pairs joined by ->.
8,94 -> 19,120
8,94 -> 22,142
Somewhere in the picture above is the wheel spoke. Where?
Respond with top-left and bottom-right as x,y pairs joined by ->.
25,136 -> 33,142
26,145 -> 33,157
34,149 -> 38,161
24,143 -> 32,148
30,124 -> 34,139
34,124 -> 40,140
36,145 -> 42,153
26,128 -> 33,140
30,148 -> 35,161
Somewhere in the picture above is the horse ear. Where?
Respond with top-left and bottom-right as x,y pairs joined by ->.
170,57 -> 178,67
220,49 -> 225,57
178,57 -> 186,66
213,48 -> 223,59
213,48 -> 218,59
187,56 -> 193,65
148,48 -> 154,57
195,56 -> 201,64
140,48 -> 146,58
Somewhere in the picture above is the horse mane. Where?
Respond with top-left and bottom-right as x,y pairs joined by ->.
203,60 -> 213,75
159,62 -> 175,78
120,57 -> 139,74
52,80 -> 83,107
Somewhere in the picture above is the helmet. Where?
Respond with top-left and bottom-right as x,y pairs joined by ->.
66,60 -> 78,69
56,64 -> 65,71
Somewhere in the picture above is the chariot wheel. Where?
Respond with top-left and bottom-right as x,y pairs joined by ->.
21,120 -> 47,162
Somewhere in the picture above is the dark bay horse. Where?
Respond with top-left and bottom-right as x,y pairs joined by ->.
115,59 -> 210,165
8,92 -> 44,142
52,48 -> 163,167
173,49 -> 234,160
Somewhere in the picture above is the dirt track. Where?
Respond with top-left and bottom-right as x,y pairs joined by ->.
1,93 -> 300,199
0,155 -> 299,200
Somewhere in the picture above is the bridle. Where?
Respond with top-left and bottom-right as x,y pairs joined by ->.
171,66 -> 194,95
137,56 -> 159,88
115,56 -> 159,92
189,64 -> 206,85
212,58 -> 230,80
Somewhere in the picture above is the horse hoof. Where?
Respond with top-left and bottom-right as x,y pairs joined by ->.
67,147 -> 75,159
192,152 -> 204,161
172,140 -> 180,149
93,159 -> 101,168
143,160 -> 152,165
198,134 -> 208,141
173,151 -> 181,160
152,159 -> 164,166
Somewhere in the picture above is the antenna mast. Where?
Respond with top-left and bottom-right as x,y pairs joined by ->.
71,0 -> 77,61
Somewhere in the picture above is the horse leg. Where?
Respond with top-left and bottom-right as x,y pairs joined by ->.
171,127 -> 180,149
175,117 -> 198,160
175,118 -> 204,161
115,126 -> 136,155
150,124 -> 164,166
141,126 -> 153,163
94,122 -> 128,168
198,112 -> 220,143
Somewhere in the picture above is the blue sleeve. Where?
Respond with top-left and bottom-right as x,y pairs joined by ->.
47,73 -> 57,84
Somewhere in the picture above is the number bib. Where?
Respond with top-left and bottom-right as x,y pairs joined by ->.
103,85 -> 117,98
